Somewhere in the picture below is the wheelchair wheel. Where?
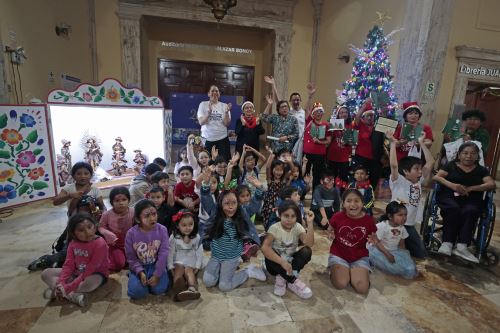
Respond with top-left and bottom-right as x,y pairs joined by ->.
479,249 -> 499,267
485,205 -> 496,249
428,236 -> 441,253
420,190 -> 434,244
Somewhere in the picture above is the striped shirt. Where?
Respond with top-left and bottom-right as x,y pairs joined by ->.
211,219 -> 243,260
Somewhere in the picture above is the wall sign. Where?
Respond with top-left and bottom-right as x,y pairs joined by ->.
459,64 -> 500,78
161,41 -> 253,54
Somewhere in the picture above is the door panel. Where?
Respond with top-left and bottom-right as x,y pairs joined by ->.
158,59 -> 254,108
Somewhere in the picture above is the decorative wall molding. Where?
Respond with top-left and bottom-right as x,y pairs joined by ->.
309,0 -> 323,83
475,0 -> 500,32
117,0 -> 296,98
47,78 -> 163,107
450,45 -> 500,117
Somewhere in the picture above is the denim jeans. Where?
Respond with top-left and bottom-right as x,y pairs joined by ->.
404,225 -> 427,258
203,256 -> 248,292
127,263 -> 169,300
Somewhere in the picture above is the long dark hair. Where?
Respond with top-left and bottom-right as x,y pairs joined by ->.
379,201 -> 407,222
67,213 -> 97,242
207,191 -> 247,240
270,159 -> 286,182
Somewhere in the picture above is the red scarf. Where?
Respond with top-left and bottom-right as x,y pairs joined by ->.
243,115 -> 257,129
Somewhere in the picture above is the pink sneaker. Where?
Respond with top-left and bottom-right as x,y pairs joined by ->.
274,275 -> 286,297
242,243 -> 259,262
287,278 -> 312,299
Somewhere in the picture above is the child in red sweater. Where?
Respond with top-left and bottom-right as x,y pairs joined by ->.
41,213 -> 109,307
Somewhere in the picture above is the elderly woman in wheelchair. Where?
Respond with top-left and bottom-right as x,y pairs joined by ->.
432,141 -> 496,263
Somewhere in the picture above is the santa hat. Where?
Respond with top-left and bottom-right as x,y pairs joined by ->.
311,102 -> 324,115
362,102 -> 375,116
402,101 -> 422,119
241,101 -> 255,111
115,137 -> 122,141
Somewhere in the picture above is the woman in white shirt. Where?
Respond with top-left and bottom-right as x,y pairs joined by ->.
197,85 -> 232,162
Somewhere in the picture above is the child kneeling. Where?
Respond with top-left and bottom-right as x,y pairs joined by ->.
261,201 -> 315,299
125,199 -> 170,299
368,201 -> 417,279
328,189 -> 376,294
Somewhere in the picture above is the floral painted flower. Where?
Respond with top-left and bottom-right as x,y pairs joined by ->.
28,167 -> 45,180
20,113 -> 36,127
0,169 -> 15,182
0,184 -> 16,203
9,110 -> 17,119
105,87 -> 119,102
16,151 -> 36,167
83,92 -> 92,102
1,129 -> 23,145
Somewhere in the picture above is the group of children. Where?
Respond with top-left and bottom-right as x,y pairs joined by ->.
38,97 -> 443,308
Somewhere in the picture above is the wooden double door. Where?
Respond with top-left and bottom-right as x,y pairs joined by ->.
157,59 -> 254,108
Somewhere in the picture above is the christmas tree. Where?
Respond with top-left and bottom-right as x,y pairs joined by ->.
336,22 -> 400,119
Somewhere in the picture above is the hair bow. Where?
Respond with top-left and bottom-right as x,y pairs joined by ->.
172,211 -> 189,223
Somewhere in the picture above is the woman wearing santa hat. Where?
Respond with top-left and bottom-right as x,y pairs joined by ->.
393,101 -> 433,161
352,98 -> 385,189
303,102 -> 332,189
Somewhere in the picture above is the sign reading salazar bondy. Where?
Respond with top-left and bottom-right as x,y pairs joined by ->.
459,64 -> 500,78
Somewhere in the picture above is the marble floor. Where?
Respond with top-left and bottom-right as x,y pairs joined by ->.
0,197 -> 499,333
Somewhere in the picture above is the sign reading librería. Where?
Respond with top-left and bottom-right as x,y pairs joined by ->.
459,64 -> 500,78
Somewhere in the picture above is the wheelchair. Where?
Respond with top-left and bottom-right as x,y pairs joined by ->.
420,183 -> 498,267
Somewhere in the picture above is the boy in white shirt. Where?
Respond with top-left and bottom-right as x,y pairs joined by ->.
388,132 -> 434,258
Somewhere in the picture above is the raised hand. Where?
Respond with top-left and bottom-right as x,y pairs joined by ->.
211,146 -> 219,160
265,93 -> 274,105
264,75 -> 275,85
246,175 -> 262,188
265,145 -> 273,154
226,103 -> 232,113
240,115 -> 247,126
306,82 -> 316,96
417,131 -> 426,145
304,210 -> 315,226
304,174 -> 312,185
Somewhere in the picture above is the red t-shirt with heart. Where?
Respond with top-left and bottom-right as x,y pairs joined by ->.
329,211 -> 377,262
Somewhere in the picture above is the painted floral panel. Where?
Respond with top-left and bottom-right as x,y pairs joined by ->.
0,105 -> 57,208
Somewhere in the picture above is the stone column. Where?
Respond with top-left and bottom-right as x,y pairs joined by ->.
273,27 -> 294,100
309,0 -> 323,83
394,0 -> 454,123
118,13 -> 142,88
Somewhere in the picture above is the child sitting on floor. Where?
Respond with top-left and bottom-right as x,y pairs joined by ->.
261,200 -> 315,299
368,201 -> 418,279
169,210 -> 203,302
348,165 -> 374,215
311,170 -> 341,229
98,186 -> 134,272
41,213 -> 109,307
125,199 -> 170,300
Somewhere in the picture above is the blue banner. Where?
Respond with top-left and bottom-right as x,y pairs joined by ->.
169,92 -> 245,144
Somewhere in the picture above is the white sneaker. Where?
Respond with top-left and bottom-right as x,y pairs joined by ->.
452,244 -> 479,263
246,264 -> 267,281
287,278 -> 312,299
274,275 -> 286,297
65,292 -> 87,307
43,288 -> 55,300
438,242 -> 453,256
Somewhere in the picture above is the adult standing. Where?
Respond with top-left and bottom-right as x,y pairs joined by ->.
261,94 -> 299,153
461,109 -> 490,154
303,102 -> 331,190
235,101 -> 265,156
353,99 -> 385,189
264,76 -> 315,160
433,142 -> 496,263
197,85 -> 232,162
327,105 -> 353,187
393,101 -> 433,161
